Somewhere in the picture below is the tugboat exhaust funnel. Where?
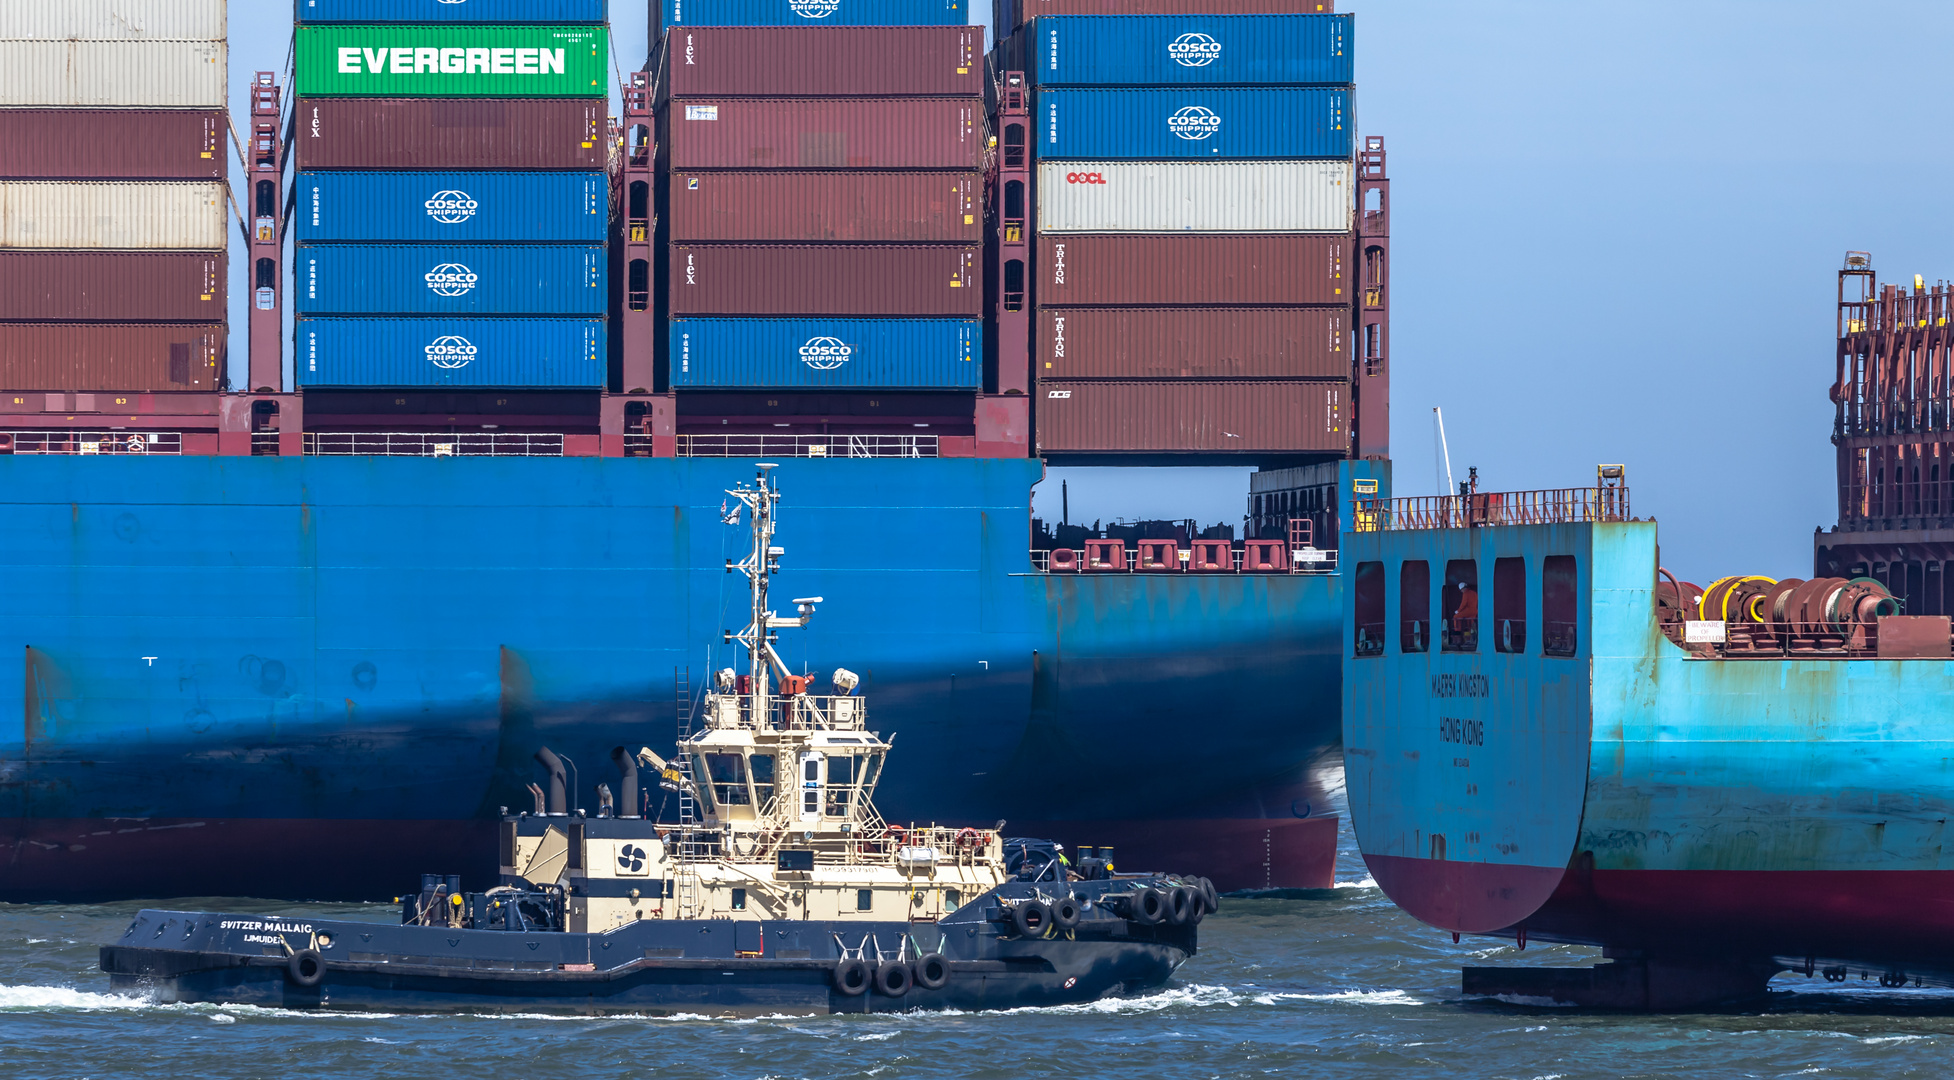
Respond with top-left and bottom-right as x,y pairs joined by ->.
611,746 -> 640,818
534,747 -> 567,815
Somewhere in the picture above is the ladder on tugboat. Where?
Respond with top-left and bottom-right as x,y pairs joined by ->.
674,666 -> 697,829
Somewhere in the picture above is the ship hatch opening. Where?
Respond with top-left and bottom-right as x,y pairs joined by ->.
1443,560 -> 1478,652
1353,561 -> 1384,656
1401,560 -> 1430,653
1494,557 -> 1526,653
1544,555 -> 1578,656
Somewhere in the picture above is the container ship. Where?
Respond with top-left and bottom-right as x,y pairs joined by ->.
0,0 -> 1389,900
1339,255 -> 1954,1008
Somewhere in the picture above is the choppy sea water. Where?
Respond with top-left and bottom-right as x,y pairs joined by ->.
4,834 -> 1953,1080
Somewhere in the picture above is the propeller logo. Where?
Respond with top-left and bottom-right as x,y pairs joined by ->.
425,335 -> 477,370
1168,106 -> 1222,140
799,336 -> 854,370
618,844 -> 648,872
1168,33 -> 1222,67
425,190 -> 478,224
425,263 -> 479,297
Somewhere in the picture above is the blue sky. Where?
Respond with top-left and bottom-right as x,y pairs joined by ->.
228,2 -> 1954,582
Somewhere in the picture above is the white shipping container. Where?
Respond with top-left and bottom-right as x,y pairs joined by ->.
0,0 -> 226,41
1036,160 -> 1353,235
0,182 -> 227,250
0,41 -> 226,108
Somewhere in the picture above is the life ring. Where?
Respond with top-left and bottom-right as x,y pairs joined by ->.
1011,899 -> 1052,939
873,960 -> 912,997
912,952 -> 950,990
955,828 -> 981,852
832,958 -> 869,996
1052,896 -> 1081,931
286,949 -> 326,988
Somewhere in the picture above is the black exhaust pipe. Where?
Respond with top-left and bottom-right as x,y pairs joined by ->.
610,745 -> 640,818
534,746 -> 567,815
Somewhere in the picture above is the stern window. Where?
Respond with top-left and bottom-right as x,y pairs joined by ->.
1493,557 -> 1526,653
1544,555 -> 1577,656
1400,560 -> 1430,653
857,889 -> 873,911
1353,561 -> 1386,656
731,888 -> 746,911
1443,560 -> 1479,652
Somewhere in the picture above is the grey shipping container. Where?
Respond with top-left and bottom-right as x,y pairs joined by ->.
0,111 -> 227,180
664,99 -> 983,170
664,26 -> 983,97
0,1 -> 228,40
0,41 -> 227,109
0,252 -> 225,321
1036,378 -> 1346,454
1037,233 -> 1346,306
1035,161 -> 1352,234
296,98 -> 609,170
667,171 -> 982,242
0,323 -> 223,391
1037,307 -> 1344,380
0,182 -> 226,251
669,244 -> 980,316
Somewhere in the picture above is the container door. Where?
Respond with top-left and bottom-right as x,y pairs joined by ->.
798,752 -> 825,825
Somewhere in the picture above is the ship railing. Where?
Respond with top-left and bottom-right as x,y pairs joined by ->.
1351,487 -> 1632,531
1028,544 -> 1337,575
303,431 -> 567,457
776,694 -> 867,731
676,434 -> 937,459
0,430 -> 182,455
1662,618 -> 1898,659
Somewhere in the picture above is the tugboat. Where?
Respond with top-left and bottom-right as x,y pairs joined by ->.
101,465 -> 1214,1015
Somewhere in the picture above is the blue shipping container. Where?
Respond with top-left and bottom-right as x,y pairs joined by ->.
297,318 -> 606,387
660,0 -> 966,27
1028,14 -> 1352,86
295,172 -> 609,244
296,0 -> 607,22
1038,87 -> 1350,160
296,245 -> 606,316
669,318 -> 981,389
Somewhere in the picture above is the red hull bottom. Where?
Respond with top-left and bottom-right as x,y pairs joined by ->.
2,815 -> 1338,902
1366,852 -> 1954,977
1011,816 -> 1339,893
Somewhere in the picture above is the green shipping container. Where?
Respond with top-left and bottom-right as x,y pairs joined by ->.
295,25 -> 608,97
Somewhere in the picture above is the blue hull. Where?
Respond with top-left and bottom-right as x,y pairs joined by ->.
0,456 -> 1362,898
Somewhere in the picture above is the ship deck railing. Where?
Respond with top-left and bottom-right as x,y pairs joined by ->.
704,693 -> 869,732
304,431 -> 566,456
669,821 -> 998,870
668,434 -> 938,459
1028,544 -> 1337,575
1662,617 -> 1943,660
0,430 -> 182,455
1351,486 -> 1632,531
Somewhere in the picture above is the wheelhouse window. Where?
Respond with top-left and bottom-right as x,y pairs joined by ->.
1443,559 -> 1479,652
1544,555 -> 1578,657
825,754 -> 857,816
705,752 -> 750,806
1494,557 -> 1526,653
1400,560 -> 1430,653
1353,561 -> 1386,656
750,753 -> 776,810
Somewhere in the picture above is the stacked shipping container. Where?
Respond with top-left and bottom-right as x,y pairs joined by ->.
659,24 -> 987,391
0,2 -> 229,393
1002,5 -> 1356,458
292,4 -> 611,388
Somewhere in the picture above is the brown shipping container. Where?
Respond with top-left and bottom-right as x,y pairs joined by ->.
666,27 -> 984,98
665,99 -> 983,170
668,171 -> 982,242
0,324 -> 223,391
0,110 -> 226,180
1038,307 -> 1345,380
0,253 -> 224,321
1036,379 -> 1347,454
295,98 -> 608,170
669,244 -> 980,316
1038,234 -> 1346,306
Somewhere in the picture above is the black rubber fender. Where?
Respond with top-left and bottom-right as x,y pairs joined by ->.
1052,896 -> 1082,931
1164,886 -> 1191,926
912,952 -> 950,991
873,960 -> 912,997
1197,876 -> 1220,913
286,949 -> 325,988
832,957 -> 869,996
1012,899 -> 1052,939
1175,885 -> 1206,925
1125,887 -> 1166,926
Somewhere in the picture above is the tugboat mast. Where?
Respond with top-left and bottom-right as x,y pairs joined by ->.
723,463 -> 818,728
